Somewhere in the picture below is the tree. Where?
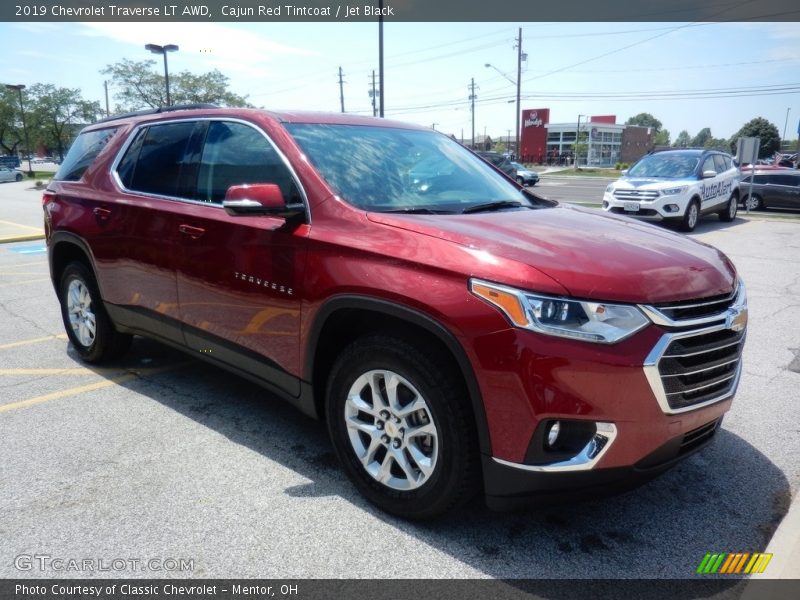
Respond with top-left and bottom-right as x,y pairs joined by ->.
625,112 -> 663,132
673,130 -> 691,147
690,128 -> 712,147
101,59 -> 249,112
27,84 -> 103,161
0,87 -> 25,157
729,117 -> 781,158
654,129 -> 670,146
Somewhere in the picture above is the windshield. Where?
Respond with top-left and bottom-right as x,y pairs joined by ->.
627,153 -> 700,179
285,123 -> 528,212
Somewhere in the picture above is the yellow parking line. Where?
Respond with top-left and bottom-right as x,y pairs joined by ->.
0,364 -> 187,414
0,261 -> 47,270
0,334 -> 67,350
0,277 -> 51,288
0,366 -> 181,376
0,368 -> 122,375
0,219 -> 42,232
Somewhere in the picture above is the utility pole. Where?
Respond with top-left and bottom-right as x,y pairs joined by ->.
575,114 -> 583,170
104,80 -> 110,117
369,70 -> 378,117
514,27 -> 523,159
338,66 -> 345,113
378,0 -> 385,117
469,78 -> 478,149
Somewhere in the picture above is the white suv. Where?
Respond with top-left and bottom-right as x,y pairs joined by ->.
603,149 -> 740,231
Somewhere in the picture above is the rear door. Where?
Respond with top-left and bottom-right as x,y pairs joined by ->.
173,119 -> 310,396
97,120 -> 203,344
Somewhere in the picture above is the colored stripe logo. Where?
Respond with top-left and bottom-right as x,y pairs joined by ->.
696,552 -> 773,574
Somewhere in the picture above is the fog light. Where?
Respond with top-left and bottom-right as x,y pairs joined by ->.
546,421 -> 561,447
664,204 -> 679,213
602,201 -> 609,209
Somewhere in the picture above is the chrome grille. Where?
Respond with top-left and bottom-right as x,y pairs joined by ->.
613,189 -> 659,201
652,287 -> 738,322
645,325 -> 745,414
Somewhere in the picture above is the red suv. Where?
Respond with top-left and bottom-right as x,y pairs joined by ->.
45,106 -> 747,519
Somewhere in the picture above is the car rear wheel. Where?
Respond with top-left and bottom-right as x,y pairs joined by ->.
719,195 -> 738,222
680,199 -> 700,232
516,176 -> 525,186
325,334 -> 478,519
15,173 -> 23,182
58,261 -> 132,363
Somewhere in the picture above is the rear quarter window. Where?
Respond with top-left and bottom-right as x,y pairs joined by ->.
54,127 -> 119,181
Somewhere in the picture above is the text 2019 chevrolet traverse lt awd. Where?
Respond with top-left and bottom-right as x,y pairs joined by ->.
45,106 -> 747,519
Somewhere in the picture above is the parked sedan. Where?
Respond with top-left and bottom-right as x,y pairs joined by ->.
510,161 -> 539,186
0,167 -> 23,183
740,169 -> 800,210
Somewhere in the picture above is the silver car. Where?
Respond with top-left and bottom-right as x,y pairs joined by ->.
0,166 -> 23,183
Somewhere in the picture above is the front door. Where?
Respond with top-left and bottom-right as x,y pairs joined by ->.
173,120 -> 309,396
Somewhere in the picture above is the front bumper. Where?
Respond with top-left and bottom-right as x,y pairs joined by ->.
466,318 -> 741,504
483,415 -> 724,510
603,192 -> 691,221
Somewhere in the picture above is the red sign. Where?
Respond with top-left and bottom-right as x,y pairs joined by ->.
519,108 -> 549,163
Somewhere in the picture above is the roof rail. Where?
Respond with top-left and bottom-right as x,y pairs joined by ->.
95,103 -> 219,124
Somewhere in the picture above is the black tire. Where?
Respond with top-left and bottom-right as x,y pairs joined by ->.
718,194 -> 738,222
15,173 -> 23,182
325,334 -> 479,519
744,194 -> 764,211
680,199 -> 701,232
58,261 -> 132,363
516,176 -> 525,186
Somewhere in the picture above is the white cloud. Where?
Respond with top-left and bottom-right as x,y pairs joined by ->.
77,22 -> 317,77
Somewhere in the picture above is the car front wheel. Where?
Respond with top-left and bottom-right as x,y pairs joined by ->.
719,195 -> 738,222
744,194 -> 763,211
680,199 -> 700,232
326,334 -> 478,519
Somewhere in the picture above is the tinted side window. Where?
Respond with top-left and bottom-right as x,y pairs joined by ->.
195,121 -> 299,204
723,156 -> 732,170
128,121 -> 197,197
752,175 -> 768,184
770,175 -> 796,186
54,127 -> 119,181
713,155 -> 726,173
115,129 -> 146,189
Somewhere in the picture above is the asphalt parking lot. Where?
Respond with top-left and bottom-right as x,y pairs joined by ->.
0,179 -> 798,580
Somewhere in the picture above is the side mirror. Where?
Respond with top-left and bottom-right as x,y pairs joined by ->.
620,169 -> 628,176
222,183 -> 305,218
702,170 -> 717,179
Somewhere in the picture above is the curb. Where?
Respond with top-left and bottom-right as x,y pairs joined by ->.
0,233 -> 45,244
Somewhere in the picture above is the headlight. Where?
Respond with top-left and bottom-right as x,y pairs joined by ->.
470,279 -> 649,343
660,186 -> 687,196
605,184 -> 615,193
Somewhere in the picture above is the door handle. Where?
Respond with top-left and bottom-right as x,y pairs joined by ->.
93,207 -> 111,220
179,224 -> 206,239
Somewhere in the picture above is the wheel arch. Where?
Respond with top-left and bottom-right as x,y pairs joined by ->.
305,295 -> 492,456
48,232 -> 97,294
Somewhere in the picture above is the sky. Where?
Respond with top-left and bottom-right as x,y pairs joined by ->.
2,20 -> 800,144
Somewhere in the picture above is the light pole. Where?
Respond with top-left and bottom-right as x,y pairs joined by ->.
5,84 -> 32,176
145,43 -> 179,106
485,62 -> 521,158
782,107 -> 791,152
484,28 -> 524,159
431,123 -> 438,130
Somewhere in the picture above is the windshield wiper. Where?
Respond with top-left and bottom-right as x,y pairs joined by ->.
382,207 -> 455,214
461,200 -> 523,214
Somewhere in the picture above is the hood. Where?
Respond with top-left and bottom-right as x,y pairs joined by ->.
367,205 -> 736,304
616,177 -> 692,189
